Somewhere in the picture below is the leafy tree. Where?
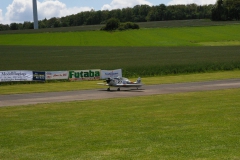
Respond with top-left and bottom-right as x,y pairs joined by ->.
23,21 -> 33,29
119,22 -> 139,30
110,9 -> 122,20
158,4 -> 167,20
54,20 -> 61,28
132,5 -> 144,22
122,8 -> 133,22
10,23 -> 18,30
39,18 -> 47,29
0,24 -> 10,31
212,0 -> 225,20
100,10 -> 110,24
225,0 -> 240,20
146,8 -> 157,21
139,5 -> 151,18
101,19 -> 139,31
46,17 -> 58,28
102,18 -> 120,30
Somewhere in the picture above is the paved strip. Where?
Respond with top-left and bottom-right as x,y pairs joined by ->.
0,79 -> 240,107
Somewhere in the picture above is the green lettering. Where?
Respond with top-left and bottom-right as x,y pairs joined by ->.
69,71 -> 75,78
90,70 -> 95,77
74,72 -> 79,78
84,72 -> 89,77
80,71 -> 84,78
69,70 -> 100,79
95,71 -> 100,77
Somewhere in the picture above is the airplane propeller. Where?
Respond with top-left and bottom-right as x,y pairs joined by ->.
104,78 -> 112,84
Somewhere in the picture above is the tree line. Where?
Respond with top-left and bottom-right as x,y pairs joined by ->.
0,2 -> 239,31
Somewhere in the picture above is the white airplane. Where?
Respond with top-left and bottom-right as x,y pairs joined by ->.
99,77 -> 142,91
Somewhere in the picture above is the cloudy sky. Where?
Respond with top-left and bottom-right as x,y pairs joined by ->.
0,0 -> 216,24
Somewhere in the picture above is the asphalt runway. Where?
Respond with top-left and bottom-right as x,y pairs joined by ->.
0,79 -> 240,107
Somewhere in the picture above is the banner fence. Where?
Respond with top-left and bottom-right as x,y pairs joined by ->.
46,71 -> 69,80
0,70 -> 33,82
0,69 -> 122,83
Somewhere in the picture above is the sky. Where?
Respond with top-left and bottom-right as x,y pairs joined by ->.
0,0 -> 216,25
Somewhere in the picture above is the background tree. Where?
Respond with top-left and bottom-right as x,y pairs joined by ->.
212,0 -> 225,20
0,24 -> 9,31
23,21 -> 33,29
103,18 -> 120,30
10,23 -> 18,30
225,0 -> 240,20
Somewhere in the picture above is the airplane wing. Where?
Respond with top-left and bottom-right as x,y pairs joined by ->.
97,83 -> 109,86
115,83 -> 142,87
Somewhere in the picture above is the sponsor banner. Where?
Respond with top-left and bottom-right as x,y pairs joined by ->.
69,69 -> 100,81
100,69 -> 122,79
33,71 -> 45,81
46,71 -> 69,80
0,70 -> 33,82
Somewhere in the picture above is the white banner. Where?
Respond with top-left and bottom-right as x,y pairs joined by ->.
100,69 -> 122,79
69,69 -> 101,81
0,70 -> 33,82
45,71 -> 69,80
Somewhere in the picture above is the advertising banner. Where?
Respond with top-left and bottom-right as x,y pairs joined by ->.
45,71 -> 69,80
33,71 -> 45,81
100,69 -> 122,79
0,70 -> 33,82
69,69 -> 100,81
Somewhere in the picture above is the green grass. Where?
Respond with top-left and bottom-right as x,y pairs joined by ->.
1,46 -> 240,77
1,25 -> 240,46
1,19 -> 239,35
0,70 -> 239,95
1,23 -> 240,77
1,89 -> 240,159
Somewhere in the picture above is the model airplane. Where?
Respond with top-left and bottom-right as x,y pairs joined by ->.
98,77 -> 142,91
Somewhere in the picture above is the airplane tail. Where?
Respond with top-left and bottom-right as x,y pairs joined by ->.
136,77 -> 141,84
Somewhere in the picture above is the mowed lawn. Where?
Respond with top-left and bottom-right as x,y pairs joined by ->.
0,25 -> 240,46
0,89 -> 240,159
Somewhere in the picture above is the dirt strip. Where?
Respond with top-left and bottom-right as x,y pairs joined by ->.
0,79 -> 240,107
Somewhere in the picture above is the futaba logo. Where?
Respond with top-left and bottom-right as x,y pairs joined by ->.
69,70 -> 100,78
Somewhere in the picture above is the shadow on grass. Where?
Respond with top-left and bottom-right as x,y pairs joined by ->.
98,88 -> 145,92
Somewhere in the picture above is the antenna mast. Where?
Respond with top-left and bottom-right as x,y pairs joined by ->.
32,0 -> 39,29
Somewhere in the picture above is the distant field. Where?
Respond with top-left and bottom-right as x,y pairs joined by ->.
0,19 -> 240,34
137,19 -> 240,28
1,46 -> 240,77
1,89 -> 240,159
0,25 -> 240,46
1,21 -> 240,76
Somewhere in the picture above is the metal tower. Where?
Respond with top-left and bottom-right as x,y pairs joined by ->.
32,0 -> 39,29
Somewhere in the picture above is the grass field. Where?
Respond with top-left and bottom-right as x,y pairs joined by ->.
1,25 -> 240,46
1,22 -> 240,77
1,19 -> 240,35
0,89 -> 240,159
1,46 -> 240,77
